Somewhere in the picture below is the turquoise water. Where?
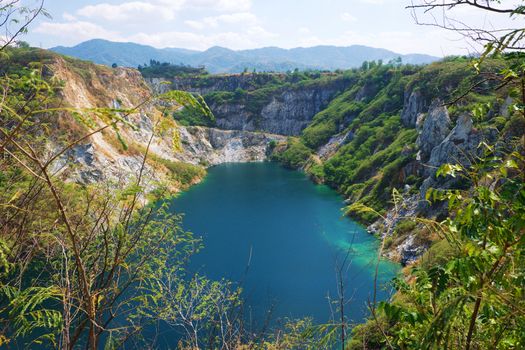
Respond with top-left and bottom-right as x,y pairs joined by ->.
169,162 -> 398,325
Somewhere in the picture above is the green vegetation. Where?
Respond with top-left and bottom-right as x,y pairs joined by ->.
138,59 -> 208,78
272,57 -> 508,223
149,153 -> 206,185
0,39 -> 239,348
173,104 -> 217,126
2,1 -> 525,349
271,138 -> 313,169
348,149 -> 525,349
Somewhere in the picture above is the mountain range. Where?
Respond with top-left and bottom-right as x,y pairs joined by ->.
51,39 -> 440,74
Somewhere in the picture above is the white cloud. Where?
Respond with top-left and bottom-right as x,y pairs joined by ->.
186,12 -> 258,29
184,20 -> 205,30
77,1 -> 185,22
62,13 -> 77,21
186,0 -> 252,12
35,20 -> 121,44
298,27 -> 311,34
340,12 -> 357,22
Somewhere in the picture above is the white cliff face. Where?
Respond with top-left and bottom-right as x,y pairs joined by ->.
210,86 -> 342,136
177,127 -> 286,165
401,90 -> 426,127
416,99 -> 452,160
150,74 -> 348,136
417,114 -> 498,208
317,131 -> 354,160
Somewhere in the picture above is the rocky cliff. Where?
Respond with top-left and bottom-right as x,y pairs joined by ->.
149,73 -> 350,136
212,86 -> 341,135
46,55 -> 283,193
177,127 -> 285,165
368,99 -> 501,264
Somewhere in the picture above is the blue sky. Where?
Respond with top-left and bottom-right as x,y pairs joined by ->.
22,0 -> 521,56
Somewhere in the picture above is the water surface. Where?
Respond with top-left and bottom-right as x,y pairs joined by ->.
170,162 -> 398,325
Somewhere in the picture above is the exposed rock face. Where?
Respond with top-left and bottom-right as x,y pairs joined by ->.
395,234 -> 429,265
428,114 -> 496,170
177,127 -> 286,165
48,56 -> 288,192
417,114 -> 498,213
148,74 -> 348,136
416,99 -> 451,160
210,86 -> 342,135
401,90 -> 426,127
318,131 -> 354,160
368,101 -> 498,263
261,88 -> 337,135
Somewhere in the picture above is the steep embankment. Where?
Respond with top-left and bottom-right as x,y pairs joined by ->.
4,49 -> 284,193
148,72 -> 352,135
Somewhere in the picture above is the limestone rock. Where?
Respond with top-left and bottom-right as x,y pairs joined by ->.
416,99 -> 451,160
401,90 -> 425,127
178,126 -> 286,165
317,131 -> 354,160
396,234 -> 428,265
212,86 -> 340,136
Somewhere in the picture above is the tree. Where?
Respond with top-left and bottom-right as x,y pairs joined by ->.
0,0 -> 49,51
0,3 -> 247,349
407,1 -> 525,55
344,2 -> 525,349
408,0 -> 525,175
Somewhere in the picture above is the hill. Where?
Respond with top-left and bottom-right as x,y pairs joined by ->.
51,39 -> 439,73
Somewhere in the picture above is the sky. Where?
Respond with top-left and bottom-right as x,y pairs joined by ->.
20,0 -> 524,56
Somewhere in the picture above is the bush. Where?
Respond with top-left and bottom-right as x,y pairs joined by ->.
271,139 -> 312,169
394,219 -> 417,235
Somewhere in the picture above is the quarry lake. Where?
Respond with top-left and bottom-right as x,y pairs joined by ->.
169,162 -> 399,326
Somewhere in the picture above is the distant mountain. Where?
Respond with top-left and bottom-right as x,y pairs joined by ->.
51,39 -> 440,73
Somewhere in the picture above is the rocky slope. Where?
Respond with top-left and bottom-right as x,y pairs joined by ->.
212,86 -> 342,135
43,54 -> 284,192
368,100 -> 501,264
177,126 -> 285,165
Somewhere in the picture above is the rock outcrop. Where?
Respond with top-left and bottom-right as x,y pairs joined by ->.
401,90 -> 426,127
318,131 -> 354,160
428,114 -> 497,172
177,127 -> 286,165
368,100 -> 498,264
416,99 -> 452,160
417,114 -> 498,214
212,86 -> 341,135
